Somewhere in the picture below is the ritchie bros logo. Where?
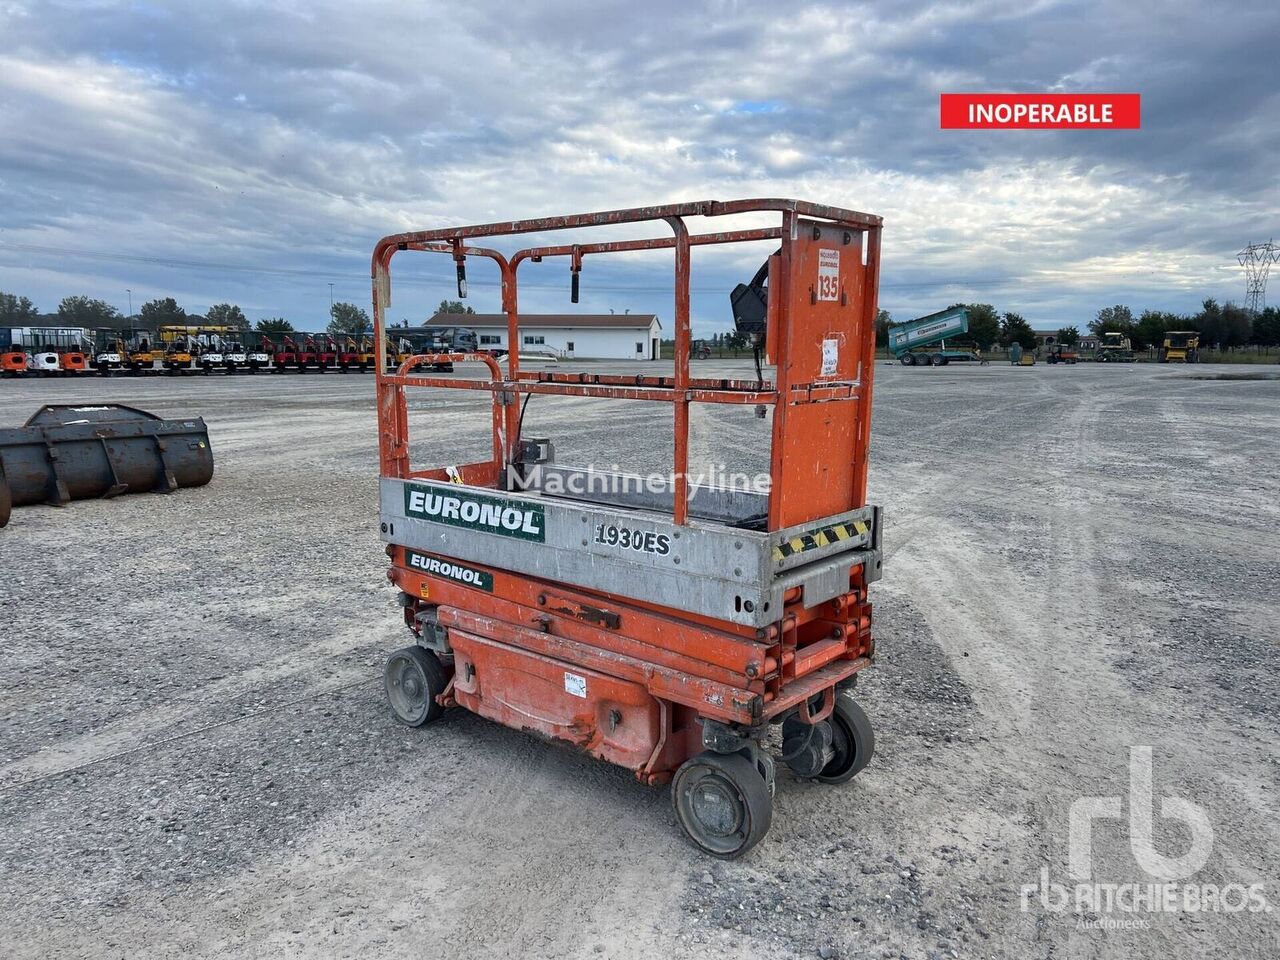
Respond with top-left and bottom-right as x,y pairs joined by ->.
1022,747 -> 1269,929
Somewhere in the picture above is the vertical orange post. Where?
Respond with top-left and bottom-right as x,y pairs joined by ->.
767,210 -> 797,531
666,216 -> 692,525
853,225 -> 881,505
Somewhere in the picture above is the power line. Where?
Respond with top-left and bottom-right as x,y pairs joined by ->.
0,238 -> 1173,296
0,239 -> 1013,292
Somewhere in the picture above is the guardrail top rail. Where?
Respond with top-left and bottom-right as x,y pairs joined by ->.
371,198 -> 883,530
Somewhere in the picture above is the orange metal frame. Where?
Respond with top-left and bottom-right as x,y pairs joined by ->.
372,199 -> 882,782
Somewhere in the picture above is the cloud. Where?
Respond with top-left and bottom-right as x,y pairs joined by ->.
0,0 -> 1276,330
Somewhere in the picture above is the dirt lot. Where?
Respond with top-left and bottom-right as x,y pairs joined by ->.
0,361 -> 1276,960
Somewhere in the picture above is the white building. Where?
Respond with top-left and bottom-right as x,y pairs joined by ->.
428,313 -> 662,360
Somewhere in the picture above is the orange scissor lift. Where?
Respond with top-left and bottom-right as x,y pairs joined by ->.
375,200 -> 884,857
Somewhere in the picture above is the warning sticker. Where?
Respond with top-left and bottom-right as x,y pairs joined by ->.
821,338 -> 839,377
564,672 -> 587,698
817,248 -> 840,301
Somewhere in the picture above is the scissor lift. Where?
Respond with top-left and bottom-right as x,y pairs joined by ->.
375,200 -> 884,857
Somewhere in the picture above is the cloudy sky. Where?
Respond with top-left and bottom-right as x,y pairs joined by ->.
1,0 -> 1277,334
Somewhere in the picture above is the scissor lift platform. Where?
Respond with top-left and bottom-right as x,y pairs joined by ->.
374,199 -> 884,857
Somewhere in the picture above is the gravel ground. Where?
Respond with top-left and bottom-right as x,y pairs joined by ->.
0,361 -> 1276,960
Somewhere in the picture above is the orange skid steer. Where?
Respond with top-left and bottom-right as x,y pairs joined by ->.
375,199 -> 884,857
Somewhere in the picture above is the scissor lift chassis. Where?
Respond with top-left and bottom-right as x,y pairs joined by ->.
374,199 -> 885,857
380,477 -> 880,628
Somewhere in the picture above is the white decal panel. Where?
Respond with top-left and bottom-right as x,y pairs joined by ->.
817,248 -> 840,301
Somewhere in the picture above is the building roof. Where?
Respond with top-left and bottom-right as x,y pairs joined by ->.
427,312 -> 661,330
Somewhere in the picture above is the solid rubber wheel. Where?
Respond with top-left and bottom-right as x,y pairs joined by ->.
817,696 -> 875,784
383,646 -> 446,727
672,751 -> 772,858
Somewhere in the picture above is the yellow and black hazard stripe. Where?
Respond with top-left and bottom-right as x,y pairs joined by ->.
772,519 -> 869,562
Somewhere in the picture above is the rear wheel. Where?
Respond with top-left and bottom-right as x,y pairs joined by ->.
816,696 -> 875,784
672,750 -> 772,858
899,354 -> 915,366
383,646 -> 447,727
931,353 -> 946,366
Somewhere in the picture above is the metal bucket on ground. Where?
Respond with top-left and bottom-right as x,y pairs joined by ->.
0,404 -> 213,518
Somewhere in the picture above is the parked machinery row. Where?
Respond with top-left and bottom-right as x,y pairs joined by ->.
1,325 -> 479,377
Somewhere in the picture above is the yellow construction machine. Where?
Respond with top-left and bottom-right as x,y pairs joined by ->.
1160,330 -> 1200,363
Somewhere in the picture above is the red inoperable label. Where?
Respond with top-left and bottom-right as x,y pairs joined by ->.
940,93 -> 1141,129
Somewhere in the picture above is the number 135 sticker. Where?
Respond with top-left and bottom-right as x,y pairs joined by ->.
817,248 -> 840,301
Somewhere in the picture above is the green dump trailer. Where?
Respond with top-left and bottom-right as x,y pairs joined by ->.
889,307 -> 981,366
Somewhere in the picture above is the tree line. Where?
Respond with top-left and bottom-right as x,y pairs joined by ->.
10,288 -> 1277,351
0,291 -> 377,336
872,300 -> 1280,352
1087,300 -> 1279,350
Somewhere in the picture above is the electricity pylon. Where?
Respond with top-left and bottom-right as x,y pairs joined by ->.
1238,240 -> 1279,314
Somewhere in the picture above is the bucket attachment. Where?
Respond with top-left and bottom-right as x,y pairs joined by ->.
0,404 -> 213,521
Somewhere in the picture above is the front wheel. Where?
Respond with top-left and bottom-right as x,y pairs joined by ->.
383,646 -> 447,727
672,750 -> 772,859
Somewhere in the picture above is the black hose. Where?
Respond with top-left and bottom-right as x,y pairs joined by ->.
516,390 -> 532,447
